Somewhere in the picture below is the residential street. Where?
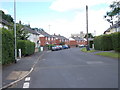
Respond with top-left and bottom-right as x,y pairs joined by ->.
14,48 -> 118,88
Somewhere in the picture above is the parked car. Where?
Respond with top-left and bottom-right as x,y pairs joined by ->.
78,44 -> 85,48
62,45 -> 69,49
58,45 -> 63,50
51,46 -> 57,51
68,45 -> 70,48
56,45 -> 61,50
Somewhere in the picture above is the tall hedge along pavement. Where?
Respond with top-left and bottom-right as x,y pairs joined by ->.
94,32 -> 120,52
2,28 -> 15,65
111,32 -> 120,52
17,40 -> 35,56
94,34 -> 113,51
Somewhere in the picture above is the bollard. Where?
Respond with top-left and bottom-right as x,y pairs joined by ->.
41,47 -> 43,51
92,44 -> 94,49
18,49 -> 21,59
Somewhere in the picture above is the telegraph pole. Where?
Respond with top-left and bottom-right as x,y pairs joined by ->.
86,5 -> 90,51
14,0 -> 17,63
48,24 -> 51,34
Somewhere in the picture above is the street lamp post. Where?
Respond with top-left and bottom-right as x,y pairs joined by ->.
14,0 -> 17,63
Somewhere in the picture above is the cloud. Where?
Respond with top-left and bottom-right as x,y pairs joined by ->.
49,0 -> 113,12
30,0 -> 114,38
30,7 -> 111,38
47,0 -> 114,37
0,0 -> 53,2
0,8 -> 9,14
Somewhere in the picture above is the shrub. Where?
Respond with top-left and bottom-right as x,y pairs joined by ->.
17,40 -> 35,56
1,28 -> 15,65
100,34 -> 113,51
94,35 -> 102,50
46,44 -> 55,50
111,32 -> 120,52
94,34 -> 113,51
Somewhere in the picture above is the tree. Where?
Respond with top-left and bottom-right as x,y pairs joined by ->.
16,23 -> 30,40
0,10 -> 14,23
104,1 -> 120,25
84,33 -> 94,38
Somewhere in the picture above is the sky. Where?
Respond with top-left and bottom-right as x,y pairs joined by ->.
0,0 -> 117,38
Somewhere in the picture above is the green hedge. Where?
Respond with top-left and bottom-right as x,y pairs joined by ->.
94,32 -> 120,52
94,36 -> 102,50
111,32 -> 120,52
17,40 -> 35,56
1,28 -> 15,65
46,44 -> 55,50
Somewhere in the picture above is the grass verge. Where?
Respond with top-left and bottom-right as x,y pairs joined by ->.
81,48 -> 97,53
95,52 -> 120,59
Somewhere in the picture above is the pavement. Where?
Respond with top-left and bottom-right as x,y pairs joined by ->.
2,51 -> 45,89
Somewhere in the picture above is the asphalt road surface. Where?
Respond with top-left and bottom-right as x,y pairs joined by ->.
14,48 -> 118,88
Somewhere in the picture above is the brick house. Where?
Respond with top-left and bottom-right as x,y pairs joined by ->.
38,30 -> 52,46
69,38 -> 77,47
52,34 -> 69,45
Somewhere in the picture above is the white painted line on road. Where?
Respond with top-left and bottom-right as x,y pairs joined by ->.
23,82 -> 30,88
25,77 -> 31,82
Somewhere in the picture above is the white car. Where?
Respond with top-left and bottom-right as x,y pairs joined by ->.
78,44 -> 84,48
51,46 -> 57,51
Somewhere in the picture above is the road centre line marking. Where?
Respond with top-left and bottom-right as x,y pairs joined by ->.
23,82 -> 30,88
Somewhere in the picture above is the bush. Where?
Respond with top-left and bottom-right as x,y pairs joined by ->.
17,40 -> 35,56
94,35 -> 102,50
1,28 -> 15,65
111,32 -> 120,52
94,32 -> 120,52
94,34 -> 113,51
46,44 -> 55,50
100,34 -> 113,51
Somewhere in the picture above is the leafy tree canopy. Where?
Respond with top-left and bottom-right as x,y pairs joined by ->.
0,10 -> 14,23
16,23 -> 30,40
84,33 -> 94,38
104,1 -> 120,24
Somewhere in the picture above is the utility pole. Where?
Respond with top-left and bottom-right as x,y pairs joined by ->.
48,24 -> 51,34
86,5 -> 90,51
14,0 -> 17,63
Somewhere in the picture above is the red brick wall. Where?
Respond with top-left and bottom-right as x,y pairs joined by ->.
65,40 -> 69,45
69,40 -> 77,46
39,37 -> 46,46
79,41 -> 87,45
55,39 -> 60,45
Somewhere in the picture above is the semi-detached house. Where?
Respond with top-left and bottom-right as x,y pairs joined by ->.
24,26 -> 40,48
38,30 -> 69,46
0,19 -> 12,29
104,21 -> 120,34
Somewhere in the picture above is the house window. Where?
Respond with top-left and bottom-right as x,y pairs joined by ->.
48,37 -> 50,41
